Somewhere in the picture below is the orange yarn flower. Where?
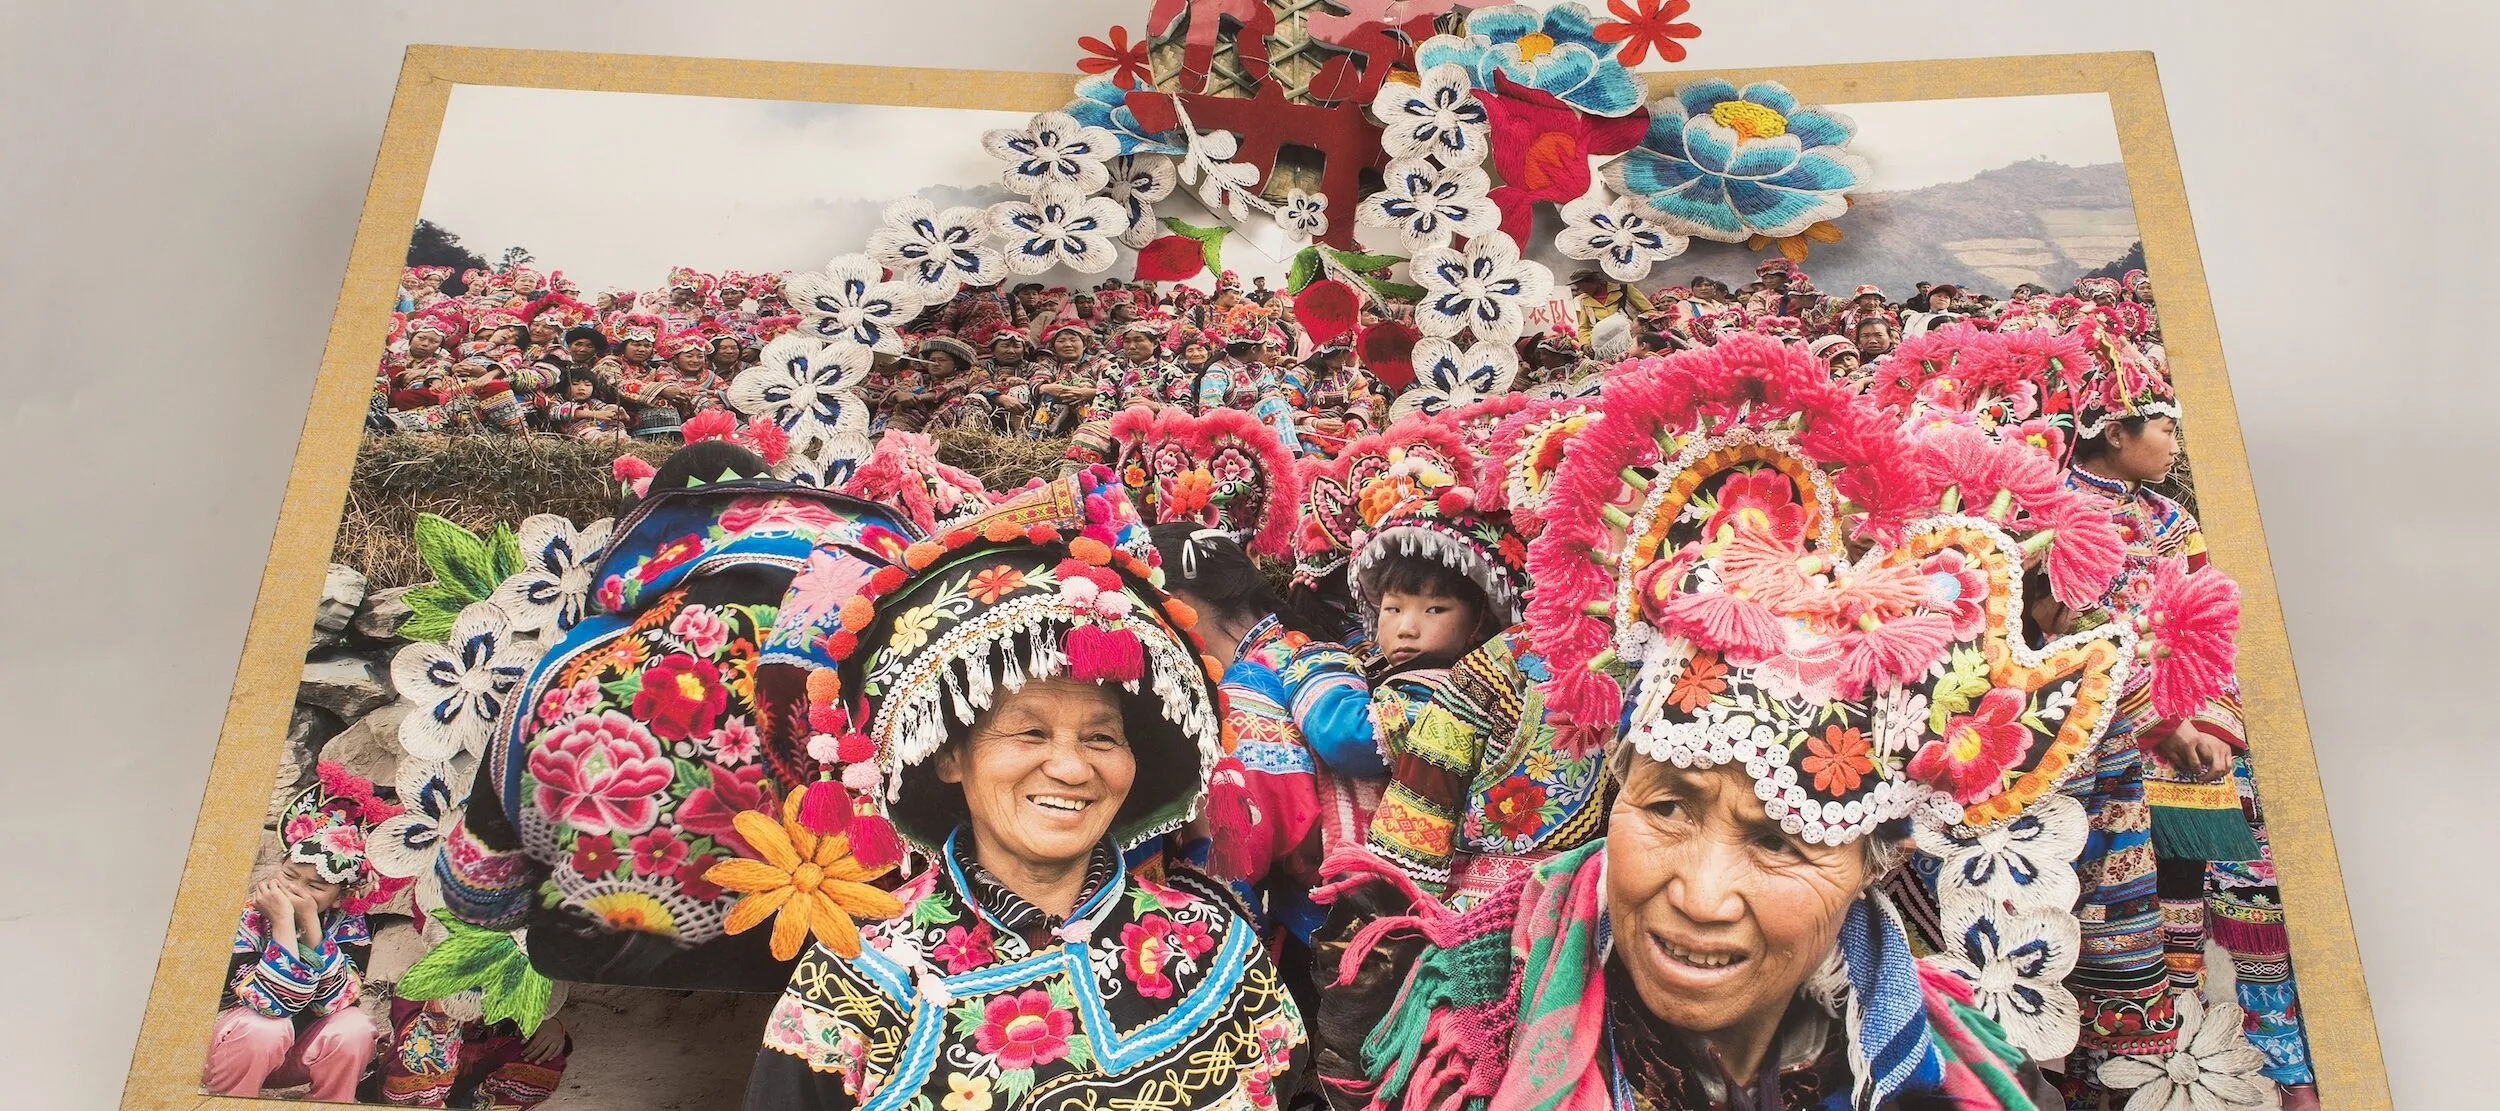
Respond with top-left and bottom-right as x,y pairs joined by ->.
1594,0 -> 1701,66
1165,469 -> 1215,516
969,565 -> 1028,604
1076,25 -> 1152,90
705,786 -> 904,960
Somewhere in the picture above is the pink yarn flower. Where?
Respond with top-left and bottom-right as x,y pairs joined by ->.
528,711 -> 675,836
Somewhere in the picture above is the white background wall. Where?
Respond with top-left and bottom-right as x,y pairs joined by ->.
0,2 -> 2489,1107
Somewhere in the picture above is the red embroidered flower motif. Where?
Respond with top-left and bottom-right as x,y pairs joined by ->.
1801,725 -> 1875,794
933,919 -> 998,975
1076,25 -> 1152,90
571,836 -> 623,879
1667,651 -> 1729,712
1122,915 -> 1187,999
1484,774 -> 1551,840
1920,548 -> 1991,640
596,575 -> 627,613
632,653 -> 728,742
530,710 -> 675,836
678,761 -> 767,857
1907,688 -> 2031,804
1169,916 -> 1216,962
1705,468 -> 1807,545
1594,0 -> 1702,66
629,826 -> 690,876
969,565 -> 1029,605
973,989 -> 1074,1071
636,534 -> 706,583
677,853 -> 724,903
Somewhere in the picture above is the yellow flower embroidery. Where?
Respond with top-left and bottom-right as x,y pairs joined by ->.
888,604 -> 941,656
941,1072 -> 993,1111
705,786 -> 904,960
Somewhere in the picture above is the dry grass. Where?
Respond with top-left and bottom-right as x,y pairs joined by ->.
337,431 -> 1072,589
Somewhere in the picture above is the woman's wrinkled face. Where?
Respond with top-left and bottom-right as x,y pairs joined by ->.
1053,333 -> 1087,360
937,678 -> 1135,873
1606,761 -> 1865,1037
1180,342 -> 1210,367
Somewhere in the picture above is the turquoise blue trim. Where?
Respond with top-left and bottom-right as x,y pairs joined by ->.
1072,913 -> 1254,1075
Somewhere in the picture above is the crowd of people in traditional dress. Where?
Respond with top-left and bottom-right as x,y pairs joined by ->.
233,248 -> 2324,1111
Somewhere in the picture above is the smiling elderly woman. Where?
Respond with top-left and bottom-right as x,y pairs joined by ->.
737,468 -> 1306,1111
1310,340 -> 2163,1111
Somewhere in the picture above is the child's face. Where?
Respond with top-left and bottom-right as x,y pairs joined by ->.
567,379 -> 593,400
282,862 -> 345,913
1374,589 -> 1480,666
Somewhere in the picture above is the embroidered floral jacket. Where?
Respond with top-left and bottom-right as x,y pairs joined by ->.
747,832 -> 1306,1111
221,902 -> 371,1021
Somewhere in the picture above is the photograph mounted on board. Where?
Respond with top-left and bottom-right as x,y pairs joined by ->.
133,4 -> 2385,1111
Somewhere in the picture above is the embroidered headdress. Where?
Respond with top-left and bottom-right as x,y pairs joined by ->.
756,467 -> 1224,855
1106,406 -> 1305,559
1344,414 -> 1528,628
278,761 -> 407,915
606,313 -> 666,347
1523,333 -> 2171,841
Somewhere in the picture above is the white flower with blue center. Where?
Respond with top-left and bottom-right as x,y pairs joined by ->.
392,601 -> 543,763
981,110 -> 1120,197
1410,234 -> 1555,346
1929,904 -> 2085,1061
368,753 -> 470,880
1555,190 -> 1688,282
727,335 -> 873,463
485,514 -> 615,637
865,199 -> 1003,299
1390,338 -> 1519,421
784,255 -> 925,354
1280,189 -> 1330,242
1602,78 -> 1868,242
988,186 -> 1130,275
1359,157 -> 1498,251
1415,3 -> 1647,118
1103,154 -> 1179,248
1913,794 -> 2086,913
1372,64 -> 1492,165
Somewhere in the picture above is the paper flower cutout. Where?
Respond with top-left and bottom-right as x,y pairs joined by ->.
1594,0 -> 1701,66
982,110 -> 1119,197
989,186 -> 1130,275
1390,337 -> 1520,420
1412,233 -> 1555,345
727,335 -> 873,461
1927,906 -> 2084,1062
1281,189 -> 1330,242
2097,993 -> 2280,1111
1104,154 -> 1179,248
1416,3 -> 1648,118
1373,63 -> 1492,166
706,786 -> 906,960
865,198 -> 1004,299
1602,78 -> 1866,241
1912,794 -> 2086,914
1076,25 -> 1152,90
785,255 -> 925,354
369,754 -> 468,880
392,601 -> 541,762
1358,158 -> 1498,250
1063,76 -> 1186,157
486,514 -> 614,636
1557,189 -> 1687,281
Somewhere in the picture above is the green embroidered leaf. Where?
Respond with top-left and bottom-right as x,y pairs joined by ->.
398,909 -> 557,1038
1127,884 -> 1167,916
1322,247 -> 1410,274
487,521 -> 523,586
1361,277 -> 1427,303
602,673 -> 643,704
1286,246 -> 1324,294
1046,979 -> 1077,1011
911,893 -> 962,928
1163,216 -> 1232,273
414,514 -> 502,601
994,1067 -> 1038,1104
399,583 -> 472,643
482,950 -> 556,1035
949,999 -> 987,1037
1062,1031 -> 1096,1072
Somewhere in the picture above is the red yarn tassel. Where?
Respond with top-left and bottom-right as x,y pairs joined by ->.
1200,757 -> 1260,881
846,815 -> 904,871
1065,623 -> 1145,684
796,780 -> 853,837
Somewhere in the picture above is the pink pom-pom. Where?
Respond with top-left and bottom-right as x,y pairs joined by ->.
1436,489 -> 1472,517
742,420 -> 791,466
1831,613 -> 1956,701
1065,623 -> 1145,684
805,733 -> 841,763
612,454 -> 657,485
796,780 -> 854,836
2144,558 -> 2240,721
1097,591 -> 1132,620
681,408 -> 738,444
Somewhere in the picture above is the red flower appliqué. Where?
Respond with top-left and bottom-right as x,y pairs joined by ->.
1484,775 -> 1551,840
1594,0 -> 1702,66
1705,468 -> 1807,545
1907,688 -> 2031,803
632,653 -> 728,742
973,989 -> 1074,1071
1077,25 -> 1152,90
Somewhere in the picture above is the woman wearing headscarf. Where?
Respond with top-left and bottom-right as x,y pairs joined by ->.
736,468 -> 1307,1111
